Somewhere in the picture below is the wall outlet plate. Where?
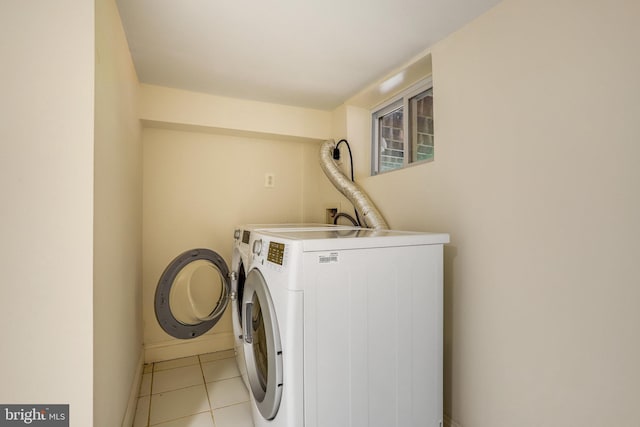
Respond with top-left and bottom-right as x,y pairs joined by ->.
264,173 -> 275,188
325,207 -> 338,224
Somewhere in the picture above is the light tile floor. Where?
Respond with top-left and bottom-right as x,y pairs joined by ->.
133,350 -> 254,427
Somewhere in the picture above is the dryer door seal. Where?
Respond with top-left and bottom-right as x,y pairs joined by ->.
155,248 -> 230,339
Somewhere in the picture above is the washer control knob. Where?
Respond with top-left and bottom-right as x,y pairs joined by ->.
234,229 -> 241,240
252,239 -> 263,255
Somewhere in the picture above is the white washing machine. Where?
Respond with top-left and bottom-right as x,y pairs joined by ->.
230,226 -> 254,387
241,228 -> 449,427
230,224 -> 361,389
153,224 -> 361,376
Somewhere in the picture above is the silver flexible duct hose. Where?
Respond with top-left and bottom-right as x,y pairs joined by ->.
319,139 -> 389,230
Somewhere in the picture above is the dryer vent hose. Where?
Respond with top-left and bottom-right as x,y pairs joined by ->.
319,139 -> 389,230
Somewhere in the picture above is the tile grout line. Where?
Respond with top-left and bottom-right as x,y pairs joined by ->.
149,361 -> 206,395
140,352 -> 237,427
199,354 -> 216,425
146,363 -> 154,427
150,384 -> 208,397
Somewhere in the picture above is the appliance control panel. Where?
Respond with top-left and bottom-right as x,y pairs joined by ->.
267,241 -> 285,266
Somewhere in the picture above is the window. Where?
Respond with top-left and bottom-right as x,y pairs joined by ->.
371,79 -> 433,174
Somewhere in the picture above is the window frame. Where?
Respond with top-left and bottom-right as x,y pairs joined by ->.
371,77 -> 433,175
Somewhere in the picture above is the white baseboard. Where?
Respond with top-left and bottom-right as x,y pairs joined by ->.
121,348 -> 145,427
444,414 -> 462,427
144,332 -> 234,363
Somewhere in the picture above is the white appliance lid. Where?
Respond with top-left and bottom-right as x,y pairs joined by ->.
241,223 -> 361,232
258,228 -> 450,251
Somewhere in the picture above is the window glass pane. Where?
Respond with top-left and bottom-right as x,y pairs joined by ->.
410,88 -> 434,163
378,107 -> 404,172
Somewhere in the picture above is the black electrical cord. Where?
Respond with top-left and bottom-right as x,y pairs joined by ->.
332,139 -> 361,226
333,212 -> 358,226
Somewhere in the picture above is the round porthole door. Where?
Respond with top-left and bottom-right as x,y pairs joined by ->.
155,249 -> 230,339
242,268 -> 283,420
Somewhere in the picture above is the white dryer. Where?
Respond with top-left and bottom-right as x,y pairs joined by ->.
230,224 -> 361,389
241,228 -> 449,427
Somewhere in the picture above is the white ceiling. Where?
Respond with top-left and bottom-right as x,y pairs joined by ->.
116,0 -> 500,110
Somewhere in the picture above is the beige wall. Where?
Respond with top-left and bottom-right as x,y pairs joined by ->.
0,1 -> 95,425
139,78 -> 337,361
5,0 -> 637,425
94,0 -> 143,425
139,84 -> 333,141
142,128 -> 331,360
344,0 -> 640,425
